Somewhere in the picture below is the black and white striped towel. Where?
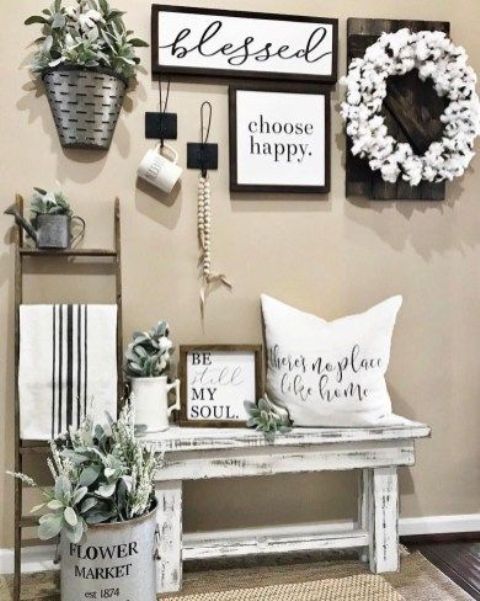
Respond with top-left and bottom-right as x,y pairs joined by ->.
19,304 -> 118,440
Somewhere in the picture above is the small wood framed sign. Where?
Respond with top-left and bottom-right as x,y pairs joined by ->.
178,345 -> 263,427
229,85 -> 330,193
151,5 -> 338,84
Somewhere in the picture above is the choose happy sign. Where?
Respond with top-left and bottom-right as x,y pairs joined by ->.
230,88 -> 329,193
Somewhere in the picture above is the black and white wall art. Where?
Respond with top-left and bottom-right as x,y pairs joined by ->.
151,5 -> 338,83
178,345 -> 262,427
229,86 -> 330,194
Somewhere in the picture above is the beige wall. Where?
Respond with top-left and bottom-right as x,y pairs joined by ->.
1,0 -> 480,548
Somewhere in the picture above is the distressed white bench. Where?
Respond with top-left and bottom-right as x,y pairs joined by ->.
144,420 -> 430,594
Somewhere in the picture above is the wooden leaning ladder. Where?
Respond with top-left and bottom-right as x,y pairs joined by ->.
12,195 -> 123,601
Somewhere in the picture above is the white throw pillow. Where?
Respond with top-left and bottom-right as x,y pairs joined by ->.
261,294 -> 403,427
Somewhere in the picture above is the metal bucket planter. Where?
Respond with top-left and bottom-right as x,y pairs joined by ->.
42,67 -> 127,150
60,502 -> 158,601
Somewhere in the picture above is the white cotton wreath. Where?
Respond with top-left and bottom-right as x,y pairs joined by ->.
341,29 -> 480,186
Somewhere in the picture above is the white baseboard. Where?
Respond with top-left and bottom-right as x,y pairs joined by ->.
1,513 -> 479,575
399,513 -> 480,536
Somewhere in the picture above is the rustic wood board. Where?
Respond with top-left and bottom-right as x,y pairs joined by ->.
140,419 -> 431,452
346,18 -> 450,200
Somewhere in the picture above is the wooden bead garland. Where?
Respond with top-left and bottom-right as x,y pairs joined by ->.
197,174 -> 231,309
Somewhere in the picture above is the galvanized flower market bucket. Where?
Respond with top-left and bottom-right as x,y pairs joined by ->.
60,502 -> 158,601
42,67 -> 127,150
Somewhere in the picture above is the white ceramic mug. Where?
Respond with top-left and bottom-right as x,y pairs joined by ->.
137,144 -> 182,193
131,376 -> 181,433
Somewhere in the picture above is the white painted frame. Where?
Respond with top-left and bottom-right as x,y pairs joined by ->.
149,420 -> 430,593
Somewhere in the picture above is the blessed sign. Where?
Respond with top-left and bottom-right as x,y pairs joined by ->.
151,5 -> 338,83
178,345 -> 262,426
230,86 -> 330,193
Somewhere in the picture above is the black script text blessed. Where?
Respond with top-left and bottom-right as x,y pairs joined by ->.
159,20 -> 331,68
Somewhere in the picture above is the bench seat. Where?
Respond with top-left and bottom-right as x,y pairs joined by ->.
143,419 -> 431,593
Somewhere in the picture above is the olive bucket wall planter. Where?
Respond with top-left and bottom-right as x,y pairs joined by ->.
60,501 -> 158,601
43,67 -> 127,150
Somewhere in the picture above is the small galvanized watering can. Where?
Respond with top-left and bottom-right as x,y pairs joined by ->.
4,205 -> 85,249
60,502 -> 159,601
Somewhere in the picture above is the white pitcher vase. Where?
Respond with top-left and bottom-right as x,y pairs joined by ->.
131,376 -> 180,432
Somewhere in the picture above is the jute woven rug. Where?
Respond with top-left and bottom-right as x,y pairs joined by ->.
162,574 -> 403,600
0,551 -> 474,601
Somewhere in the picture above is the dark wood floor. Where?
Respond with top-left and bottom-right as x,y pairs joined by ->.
409,540 -> 480,600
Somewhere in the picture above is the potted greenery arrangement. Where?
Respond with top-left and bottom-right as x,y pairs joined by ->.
125,321 -> 180,433
25,0 -> 148,150
9,405 -> 160,601
4,187 -> 85,249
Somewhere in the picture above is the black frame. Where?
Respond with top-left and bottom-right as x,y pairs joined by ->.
151,5 -> 338,84
229,84 -> 331,194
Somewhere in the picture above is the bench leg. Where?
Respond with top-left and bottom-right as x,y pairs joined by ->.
368,467 -> 399,574
155,480 -> 183,594
358,468 -> 370,563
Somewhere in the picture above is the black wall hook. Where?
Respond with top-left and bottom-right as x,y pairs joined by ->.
200,101 -> 212,145
160,78 -> 171,114
145,77 -> 178,142
187,100 -> 218,176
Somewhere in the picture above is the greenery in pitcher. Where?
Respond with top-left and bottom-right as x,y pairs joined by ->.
124,321 -> 173,378
25,0 -> 148,82
245,395 -> 292,440
31,187 -> 72,220
8,404 -> 160,543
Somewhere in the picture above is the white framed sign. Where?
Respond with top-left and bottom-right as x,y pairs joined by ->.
178,345 -> 262,427
229,85 -> 330,193
151,5 -> 338,84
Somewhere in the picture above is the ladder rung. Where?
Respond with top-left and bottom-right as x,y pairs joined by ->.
21,440 -> 49,447
20,448 -> 50,456
20,248 -> 117,257
21,536 -> 59,548
20,516 -> 39,528
20,441 -> 50,455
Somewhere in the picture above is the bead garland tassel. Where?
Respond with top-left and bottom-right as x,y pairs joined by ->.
197,174 -> 232,311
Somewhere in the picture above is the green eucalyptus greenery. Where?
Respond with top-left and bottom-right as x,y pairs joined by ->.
245,395 -> 292,441
8,404 -> 160,543
25,0 -> 148,82
124,321 -> 173,379
31,187 -> 72,220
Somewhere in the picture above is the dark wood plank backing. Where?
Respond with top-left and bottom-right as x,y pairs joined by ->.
346,18 -> 450,200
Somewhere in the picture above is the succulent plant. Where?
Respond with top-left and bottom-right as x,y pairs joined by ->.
8,403 -> 160,543
124,321 -> 173,379
30,187 -> 72,219
25,0 -> 148,82
245,395 -> 292,440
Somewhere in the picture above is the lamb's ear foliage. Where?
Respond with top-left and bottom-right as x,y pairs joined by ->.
8,403 -> 159,543
26,0 -> 148,81
124,321 -> 173,379
245,395 -> 292,441
30,188 -> 72,219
